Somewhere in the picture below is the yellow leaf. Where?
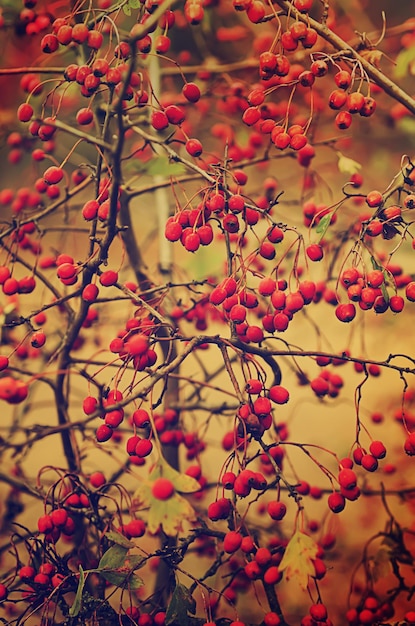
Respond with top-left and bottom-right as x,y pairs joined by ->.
134,458 -> 199,536
338,154 -> 362,176
147,492 -> 197,535
279,530 -> 319,590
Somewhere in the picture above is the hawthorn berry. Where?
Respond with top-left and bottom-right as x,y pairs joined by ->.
152,477 -> 175,500
182,82 -> 201,102
223,530 -> 243,553
185,138 -> 203,157
31,331 -> 46,348
335,303 -> 356,322
267,500 -> 287,520
43,166 -> 63,185
306,243 -> 324,261
18,103 -> 34,122
268,385 -> 289,404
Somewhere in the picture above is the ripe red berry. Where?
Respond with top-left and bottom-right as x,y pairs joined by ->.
306,243 -> 323,261
41,33 -> 59,53
338,468 -> 357,489
185,138 -> 203,157
19,565 -> 36,581
82,284 -> 99,302
99,270 -> 118,286
0,584 -> 8,602
335,303 -> 356,322
329,89 -> 347,110
366,190 -> 383,207
327,492 -> 346,513
51,508 -> 68,527
347,91 -> 365,113
310,604 -> 328,621
223,530 -> 243,553
405,282 -> 415,302
152,477 -> 175,500
183,232 -> 201,252
264,613 -> 281,626
89,471 -> 106,488
87,29 -> 103,50
267,500 -> 287,520
125,518 -> 146,537
135,438 -> 153,457
96,424 -> 113,442
151,110 -> 169,131
268,385 -> 289,404
361,453 -> 378,472
76,107 -> 93,125
31,331 -> 46,348
18,103 -> 34,122
43,166 -> 63,185
182,82 -> 201,102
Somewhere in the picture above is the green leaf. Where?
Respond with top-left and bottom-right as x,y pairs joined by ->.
100,570 -> 144,590
129,0 -> 141,6
395,46 -> 415,80
122,2 -> 131,15
98,546 -> 145,590
69,565 -> 85,617
279,530 -> 319,589
165,583 -> 196,626
371,548 -> 393,582
99,544 -> 128,571
338,154 -> 361,176
134,459 -> 199,535
316,214 -> 331,241
146,157 -> 186,177
104,529 -> 135,549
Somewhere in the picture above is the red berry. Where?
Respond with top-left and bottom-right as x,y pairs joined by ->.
87,29 -> 103,50
154,33 -> 170,54
18,103 -> 34,122
406,282 -> 415,302
306,243 -> 323,261
152,477 -> 175,500
125,518 -> 146,537
334,70 -> 352,89
268,385 -> 289,404
223,530 -> 243,553
90,471 -> 106,488
361,453 -> 378,472
0,584 -> 8,602
82,284 -> 99,302
51,508 -> 68,527
151,110 -> 169,131
329,89 -> 347,110
327,492 -> 345,513
338,468 -> 357,489
267,500 -> 287,520
229,304 -> 246,324
182,82 -> 201,102
347,91 -> 365,113
41,33 -> 59,53
335,303 -> 356,322
183,232 -> 201,252
19,565 -> 36,581
43,166 -> 63,185
366,190 -> 383,207
165,105 -> 185,125
76,107 -> 94,125
96,424 -> 113,442
99,270 -> 118,286
310,604 -> 328,621
31,331 -> 46,348
185,138 -> 203,157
